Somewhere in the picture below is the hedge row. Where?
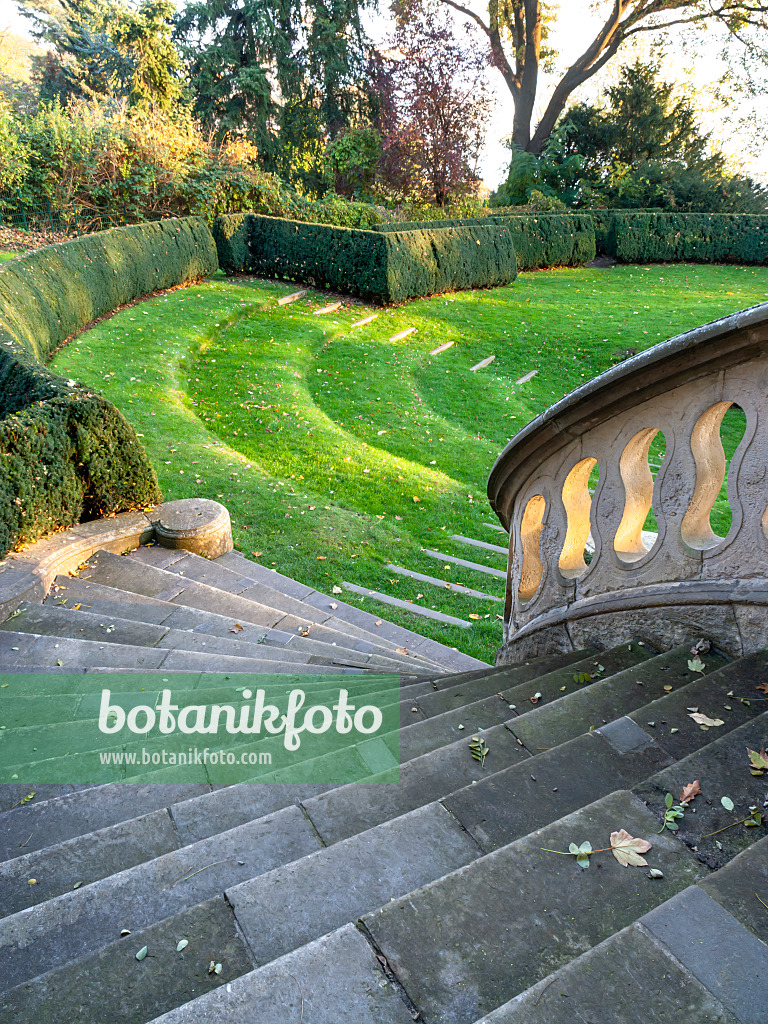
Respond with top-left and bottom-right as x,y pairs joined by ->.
374,213 -> 596,271
0,217 -> 218,557
595,211 -> 768,264
213,214 -> 519,302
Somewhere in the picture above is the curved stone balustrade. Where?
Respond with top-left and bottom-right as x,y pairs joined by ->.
487,301 -> 768,661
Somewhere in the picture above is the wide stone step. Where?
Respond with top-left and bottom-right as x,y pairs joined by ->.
360,789 -> 703,1024
475,919 -> 746,1023
0,803 -> 323,992
698,834 -> 768,945
2,604 -> 414,672
0,629 -> 360,674
213,549 -> 488,672
506,641 -> 731,751
341,581 -> 474,627
49,577 -> 433,671
77,550 -> 442,668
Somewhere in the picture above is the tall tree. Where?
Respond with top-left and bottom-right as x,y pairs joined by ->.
420,0 -> 768,153
175,0 -> 375,192
373,9 -> 493,205
20,0 -> 181,109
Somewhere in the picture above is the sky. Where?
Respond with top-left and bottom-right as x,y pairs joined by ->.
4,1 -> 766,190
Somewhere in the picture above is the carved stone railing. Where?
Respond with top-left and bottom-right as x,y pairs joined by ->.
487,301 -> 768,661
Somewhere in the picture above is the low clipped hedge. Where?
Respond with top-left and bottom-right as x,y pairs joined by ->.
213,214 -> 518,302
594,211 -> 768,264
374,213 -> 596,271
0,217 -> 218,556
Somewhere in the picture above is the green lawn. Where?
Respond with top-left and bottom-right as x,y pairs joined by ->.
0,251 -> 17,262
52,264 -> 768,662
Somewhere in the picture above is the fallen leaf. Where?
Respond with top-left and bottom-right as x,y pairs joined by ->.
747,747 -> 768,775
721,796 -> 735,811
332,585 -> 343,594
177,939 -> 189,952
396,647 -> 410,655
413,496 -> 420,503
663,685 -> 673,692
530,692 -> 542,704
73,603 -> 81,610
136,946 -> 148,961
647,868 -> 664,879
251,551 -> 262,558
27,878 -> 36,885
757,681 -> 768,694
688,657 -> 706,674
229,623 -> 243,633
610,829 -> 652,867
569,840 -> 592,869
469,613 -> 480,620
317,555 -> 326,560
680,780 -> 702,804
688,712 -> 724,729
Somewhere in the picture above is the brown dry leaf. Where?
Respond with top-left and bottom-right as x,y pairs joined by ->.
680,780 -> 702,804
229,623 -> 244,633
300,626 -> 311,637
412,496 -> 420,503
396,647 -> 410,655
317,556 -> 327,560
689,712 -> 725,729
610,829 -> 652,867
73,603 -> 81,610
469,614 -> 480,620
756,681 -> 768,694
251,551 -> 263,558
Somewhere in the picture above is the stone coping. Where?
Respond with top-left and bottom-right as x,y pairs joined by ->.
0,499 -> 232,621
487,300 -> 768,527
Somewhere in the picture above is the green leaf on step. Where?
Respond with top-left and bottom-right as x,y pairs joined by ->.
721,796 -> 735,811
177,939 -> 188,952
665,792 -> 673,809
214,963 -> 222,975
469,736 -> 489,767
136,946 -> 148,961
647,868 -> 664,879
687,657 -> 705,674
72,881 -> 82,889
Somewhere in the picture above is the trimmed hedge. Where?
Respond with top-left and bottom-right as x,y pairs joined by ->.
374,213 -> 596,271
213,214 -> 519,303
594,211 -> 768,264
0,217 -> 218,557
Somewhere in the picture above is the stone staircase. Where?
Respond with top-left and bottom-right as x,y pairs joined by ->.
0,538 -> 765,1022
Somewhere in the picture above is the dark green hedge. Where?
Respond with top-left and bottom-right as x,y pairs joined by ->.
0,217 -> 218,557
594,211 -> 768,264
213,214 -> 518,302
374,213 -> 596,271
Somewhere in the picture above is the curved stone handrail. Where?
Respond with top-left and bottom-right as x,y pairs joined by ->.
487,301 -> 768,660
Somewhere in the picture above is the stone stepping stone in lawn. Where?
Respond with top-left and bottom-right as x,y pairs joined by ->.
350,313 -> 378,327
429,340 -> 454,355
484,521 -> 508,534
277,290 -> 306,305
312,301 -> 342,315
515,369 -> 537,385
470,354 -> 495,371
340,583 -> 472,627
389,327 -> 415,342
422,548 -> 507,578
385,563 -> 503,601
451,534 -> 508,555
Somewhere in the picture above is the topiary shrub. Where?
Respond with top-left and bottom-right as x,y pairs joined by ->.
593,211 -> 768,264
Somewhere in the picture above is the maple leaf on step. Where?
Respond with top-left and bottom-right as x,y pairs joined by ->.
680,780 -> 701,804
610,829 -> 652,867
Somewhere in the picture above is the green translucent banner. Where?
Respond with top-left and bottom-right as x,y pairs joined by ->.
0,672 -> 402,784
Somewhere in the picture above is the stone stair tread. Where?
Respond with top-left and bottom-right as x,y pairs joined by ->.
698,835 -> 768,944
50,576 -> 431,668
507,642 -> 730,751
422,548 -> 507,578
360,789 -> 703,1024
450,534 -> 508,554
213,549 -> 488,671
0,804 -> 323,993
227,802 -> 482,966
341,580 -> 474,626
0,630 -> 362,674
4,603 -> 416,672
475,921 -> 743,1024
632,711 -> 768,869
122,548 -> 441,665
0,895 -> 254,1024
145,924 -> 414,1024
384,563 -> 503,600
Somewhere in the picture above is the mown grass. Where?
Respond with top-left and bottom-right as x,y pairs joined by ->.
0,251 -> 17,262
52,263 -> 768,663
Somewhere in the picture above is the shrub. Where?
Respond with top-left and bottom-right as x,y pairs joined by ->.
599,211 -> 768,264
213,213 -> 518,303
0,216 -> 218,555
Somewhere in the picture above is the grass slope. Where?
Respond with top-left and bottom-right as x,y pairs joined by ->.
52,264 -> 768,663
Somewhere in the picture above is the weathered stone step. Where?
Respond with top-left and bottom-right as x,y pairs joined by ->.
632,711 -> 768,869
2,604 -> 414,672
128,546 -> 434,663
341,581 -> 473,626
49,576 -> 423,667
698,834 -> 768,944
228,802 -> 481,966
422,547 -> 507,578
0,629 -> 360,674
0,895 -> 255,1024
0,803 -> 322,992
146,924 -> 413,1024
476,921 -> 744,1023
361,790 -> 703,1024
450,534 -> 508,555
78,550 -> 440,668
384,563 -> 503,601
507,642 -> 730,751
213,549 -> 488,672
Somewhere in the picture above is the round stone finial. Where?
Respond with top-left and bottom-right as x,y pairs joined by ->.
150,498 -> 233,558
